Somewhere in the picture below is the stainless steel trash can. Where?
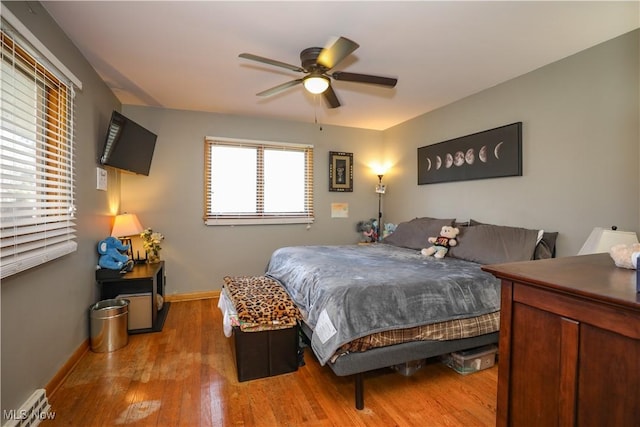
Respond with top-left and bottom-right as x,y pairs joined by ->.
90,299 -> 129,352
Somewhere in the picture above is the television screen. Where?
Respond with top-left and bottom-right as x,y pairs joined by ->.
99,111 -> 157,175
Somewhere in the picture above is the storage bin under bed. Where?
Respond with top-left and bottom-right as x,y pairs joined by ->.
441,344 -> 498,375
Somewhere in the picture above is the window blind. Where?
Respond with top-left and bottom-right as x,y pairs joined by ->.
204,137 -> 314,225
0,21 -> 78,279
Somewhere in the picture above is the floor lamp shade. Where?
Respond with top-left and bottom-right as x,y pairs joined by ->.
577,227 -> 639,255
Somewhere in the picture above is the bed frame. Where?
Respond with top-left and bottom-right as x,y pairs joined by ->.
299,321 -> 499,410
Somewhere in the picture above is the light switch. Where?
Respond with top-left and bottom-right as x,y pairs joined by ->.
96,167 -> 107,191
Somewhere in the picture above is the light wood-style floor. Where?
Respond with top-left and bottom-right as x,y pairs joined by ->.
43,298 -> 497,426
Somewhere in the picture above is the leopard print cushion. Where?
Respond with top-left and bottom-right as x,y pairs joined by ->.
223,276 -> 301,331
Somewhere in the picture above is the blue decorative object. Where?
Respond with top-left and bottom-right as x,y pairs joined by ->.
97,236 -> 130,270
383,223 -> 397,239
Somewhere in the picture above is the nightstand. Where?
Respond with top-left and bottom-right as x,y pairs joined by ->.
96,261 -> 169,333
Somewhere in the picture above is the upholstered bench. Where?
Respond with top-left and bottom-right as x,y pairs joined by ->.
221,276 -> 302,382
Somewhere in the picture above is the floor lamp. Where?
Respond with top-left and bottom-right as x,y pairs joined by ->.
375,175 -> 386,242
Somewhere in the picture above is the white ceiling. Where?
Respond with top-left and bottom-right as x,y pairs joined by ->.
42,1 -> 639,131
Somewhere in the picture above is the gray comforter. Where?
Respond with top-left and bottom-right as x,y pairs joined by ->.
265,243 -> 500,365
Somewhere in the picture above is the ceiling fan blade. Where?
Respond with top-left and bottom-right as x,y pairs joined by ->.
331,71 -> 398,88
256,79 -> 303,97
317,37 -> 359,70
323,85 -> 341,109
239,53 -> 304,73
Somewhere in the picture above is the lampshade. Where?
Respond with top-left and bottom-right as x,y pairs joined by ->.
111,213 -> 144,238
577,227 -> 639,255
303,75 -> 329,94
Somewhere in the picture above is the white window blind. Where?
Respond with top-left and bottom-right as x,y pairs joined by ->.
0,21 -> 78,279
204,137 -> 314,225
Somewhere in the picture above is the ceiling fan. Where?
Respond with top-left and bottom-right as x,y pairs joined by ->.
239,36 -> 398,109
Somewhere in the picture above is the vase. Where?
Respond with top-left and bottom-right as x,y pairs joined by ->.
147,250 -> 161,264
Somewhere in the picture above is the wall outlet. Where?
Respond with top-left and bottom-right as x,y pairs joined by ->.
96,167 -> 107,191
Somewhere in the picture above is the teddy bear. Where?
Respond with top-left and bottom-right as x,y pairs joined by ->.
609,243 -> 640,269
421,225 -> 460,259
97,236 -> 131,270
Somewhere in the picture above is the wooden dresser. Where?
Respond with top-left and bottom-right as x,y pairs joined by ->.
483,254 -> 639,427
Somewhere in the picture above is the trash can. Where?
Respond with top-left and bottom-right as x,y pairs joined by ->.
89,299 -> 129,352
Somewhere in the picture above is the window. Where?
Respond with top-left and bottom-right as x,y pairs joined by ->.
0,16 -> 79,279
204,137 -> 314,225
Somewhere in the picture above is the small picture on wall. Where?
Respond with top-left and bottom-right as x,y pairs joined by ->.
329,151 -> 353,192
417,122 -> 522,185
331,202 -> 349,218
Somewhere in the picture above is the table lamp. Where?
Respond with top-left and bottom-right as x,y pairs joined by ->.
111,213 -> 144,261
577,226 -> 639,255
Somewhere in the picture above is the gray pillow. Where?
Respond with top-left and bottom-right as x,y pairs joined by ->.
383,217 -> 455,250
448,223 -> 540,264
534,232 -> 558,259
470,219 -> 558,259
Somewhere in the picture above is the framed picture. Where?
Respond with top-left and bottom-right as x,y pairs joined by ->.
329,151 -> 353,192
417,122 -> 522,185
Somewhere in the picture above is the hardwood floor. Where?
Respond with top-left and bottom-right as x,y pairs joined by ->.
43,298 -> 497,426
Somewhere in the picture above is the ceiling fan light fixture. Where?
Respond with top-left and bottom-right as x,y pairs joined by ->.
303,75 -> 329,94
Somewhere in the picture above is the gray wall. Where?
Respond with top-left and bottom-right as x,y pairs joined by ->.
1,1 -> 120,415
383,30 -> 639,256
119,107 -> 383,294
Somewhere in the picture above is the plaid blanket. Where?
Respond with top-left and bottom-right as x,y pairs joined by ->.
333,311 -> 500,361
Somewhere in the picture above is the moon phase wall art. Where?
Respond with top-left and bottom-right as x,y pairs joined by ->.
417,122 -> 522,185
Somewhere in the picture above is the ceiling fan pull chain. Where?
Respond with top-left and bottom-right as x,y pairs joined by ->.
314,95 -> 323,131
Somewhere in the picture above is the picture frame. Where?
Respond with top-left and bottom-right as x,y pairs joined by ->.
329,151 -> 353,192
417,122 -> 522,185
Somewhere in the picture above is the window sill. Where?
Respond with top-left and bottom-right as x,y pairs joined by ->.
1,241 -> 77,279
205,217 -> 315,226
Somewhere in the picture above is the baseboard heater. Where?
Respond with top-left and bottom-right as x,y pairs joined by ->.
3,389 -> 51,427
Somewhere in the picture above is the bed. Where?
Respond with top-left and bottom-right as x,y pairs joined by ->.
264,217 -> 558,409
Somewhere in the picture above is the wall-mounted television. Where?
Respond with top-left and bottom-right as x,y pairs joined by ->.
99,111 -> 157,176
